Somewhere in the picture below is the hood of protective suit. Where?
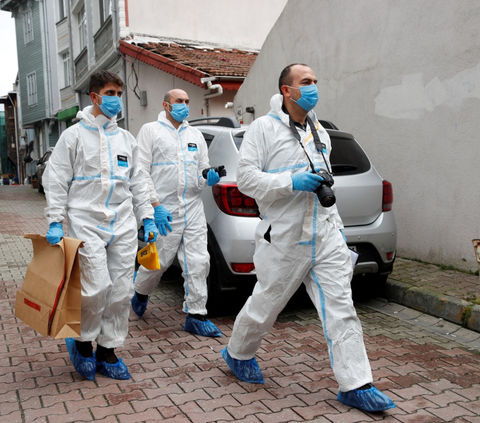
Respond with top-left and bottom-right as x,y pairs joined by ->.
268,93 -> 319,130
157,110 -> 190,130
77,105 -> 118,131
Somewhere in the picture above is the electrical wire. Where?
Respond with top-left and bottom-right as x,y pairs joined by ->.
119,49 -> 141,100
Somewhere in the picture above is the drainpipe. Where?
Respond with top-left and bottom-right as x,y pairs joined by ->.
201,77 -> 223,117
8,93 -> 20,183
473,240 -> 480,281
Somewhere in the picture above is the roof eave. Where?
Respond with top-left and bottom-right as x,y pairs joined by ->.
0,0 -> 16,12
119,40 -> 207,88
119,40 -> 246,90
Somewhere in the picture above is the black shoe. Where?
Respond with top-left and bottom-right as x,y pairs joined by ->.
96,345 -> 118,364
75,340 -> 93,358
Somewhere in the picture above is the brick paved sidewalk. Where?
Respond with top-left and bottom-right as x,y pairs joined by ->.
387,259 -> 480,333
1,185 -> 480,422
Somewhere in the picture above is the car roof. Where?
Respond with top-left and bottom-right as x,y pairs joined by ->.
189,116 -> 355,140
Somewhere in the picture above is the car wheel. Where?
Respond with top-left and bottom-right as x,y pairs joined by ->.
38,182 -> 44,194
351,272 -> 388,301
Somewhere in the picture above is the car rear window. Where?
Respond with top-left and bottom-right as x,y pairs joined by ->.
232,131 -> 245,150
329,135 -> 371,175
201,132 -> 215,147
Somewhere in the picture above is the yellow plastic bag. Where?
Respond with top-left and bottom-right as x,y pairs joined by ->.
137,242 -> 160,270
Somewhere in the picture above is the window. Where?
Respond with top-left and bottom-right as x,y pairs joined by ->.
23,9 -> 34,44
201,132 -> 215,148
100,0 -> 111,24
329,135 -> 371,175
78,5 -> 87,50
62,52 -> 70,87
26,72 -> 37,106
58,0 -> 66,20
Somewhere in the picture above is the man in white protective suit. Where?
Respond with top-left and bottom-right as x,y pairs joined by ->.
130,88 -> 223,338
221,64 -> 396,413
43,70 -> 159,381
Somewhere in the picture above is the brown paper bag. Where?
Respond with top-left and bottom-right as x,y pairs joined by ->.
15,234 -> 84,338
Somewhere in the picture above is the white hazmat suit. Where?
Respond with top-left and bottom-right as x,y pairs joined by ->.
227,94 -> 373,392
134,111 -> 210,314
43,106 -> 153,348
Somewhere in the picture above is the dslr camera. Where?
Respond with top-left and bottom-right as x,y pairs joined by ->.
202,165 -> 227,179
315,171 -> 336,207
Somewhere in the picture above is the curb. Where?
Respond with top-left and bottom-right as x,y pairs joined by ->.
385,280 -> 480,333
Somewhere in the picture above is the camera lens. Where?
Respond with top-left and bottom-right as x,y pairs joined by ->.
316,185 -> 336,207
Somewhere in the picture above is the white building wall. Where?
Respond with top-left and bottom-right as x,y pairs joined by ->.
234,0 -> 480,272
126,61 -> 236,136
126,0 -> 287,50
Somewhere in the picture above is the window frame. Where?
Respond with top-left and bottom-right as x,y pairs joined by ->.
62,52 -> 70,88
78,5 -> 87,51
23,9 -> 34,45
100,0 -> 112,24
26,72 -> 38,107
58,0 -> 66,20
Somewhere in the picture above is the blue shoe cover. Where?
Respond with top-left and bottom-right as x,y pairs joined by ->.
221,347 -> 264,384
97,357 -> 130,380
184,314 -> 223,337
131,292 -> 148,318
337,385 -> 396,412
65,338 -> 96,381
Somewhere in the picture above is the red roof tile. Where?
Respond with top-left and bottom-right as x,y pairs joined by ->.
120,40 -> 257,88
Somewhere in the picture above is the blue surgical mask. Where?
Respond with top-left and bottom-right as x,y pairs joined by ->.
97,94 -> 123,118
288,84 -> 319,112
167,102 -> 189,122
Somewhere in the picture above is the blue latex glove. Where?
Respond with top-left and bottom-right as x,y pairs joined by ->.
143,218 -> 159,242
154,205 -> 173,237
46,222 -> 64,245
340,229 -> 347,242
291,172 -> 324,192
206,169 -> 221,186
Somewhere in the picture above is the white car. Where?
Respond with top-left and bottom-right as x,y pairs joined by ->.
191,116 -> 397,303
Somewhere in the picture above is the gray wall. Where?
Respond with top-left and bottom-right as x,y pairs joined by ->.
234,0 -> 480,272
126,61 -> 236,137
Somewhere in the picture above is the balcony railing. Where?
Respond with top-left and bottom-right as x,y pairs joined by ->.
74,48 -> 88,84
94,15 -> 113,63
60,86 -> 77,110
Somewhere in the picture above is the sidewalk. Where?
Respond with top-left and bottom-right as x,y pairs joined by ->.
2,184 -> 480,423
386,258 -> 480,333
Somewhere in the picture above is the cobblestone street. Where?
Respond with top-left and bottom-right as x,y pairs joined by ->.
1,185 -> 480,422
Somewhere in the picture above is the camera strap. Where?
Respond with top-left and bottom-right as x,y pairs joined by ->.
289,116 -> 316,173
289,115 -> 332,175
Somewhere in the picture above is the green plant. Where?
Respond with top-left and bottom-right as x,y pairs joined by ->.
439,264 -> 456,271
402,256 -> 479,276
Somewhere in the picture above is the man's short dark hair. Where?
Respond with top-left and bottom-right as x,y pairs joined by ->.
89,70 -> 124,94
164,92 -> 171,103
278,63 -> 309,94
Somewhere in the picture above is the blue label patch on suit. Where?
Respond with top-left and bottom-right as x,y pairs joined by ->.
188,143 -> 198,151
117,155 -> 128,167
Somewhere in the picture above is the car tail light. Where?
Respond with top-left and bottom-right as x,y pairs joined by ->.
382,180 -> 393,212
231,263 -> 255,273
386,252 -> 395,261
212,183 -> 259,217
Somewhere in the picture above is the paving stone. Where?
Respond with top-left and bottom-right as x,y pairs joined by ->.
3,185 -> 480,422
